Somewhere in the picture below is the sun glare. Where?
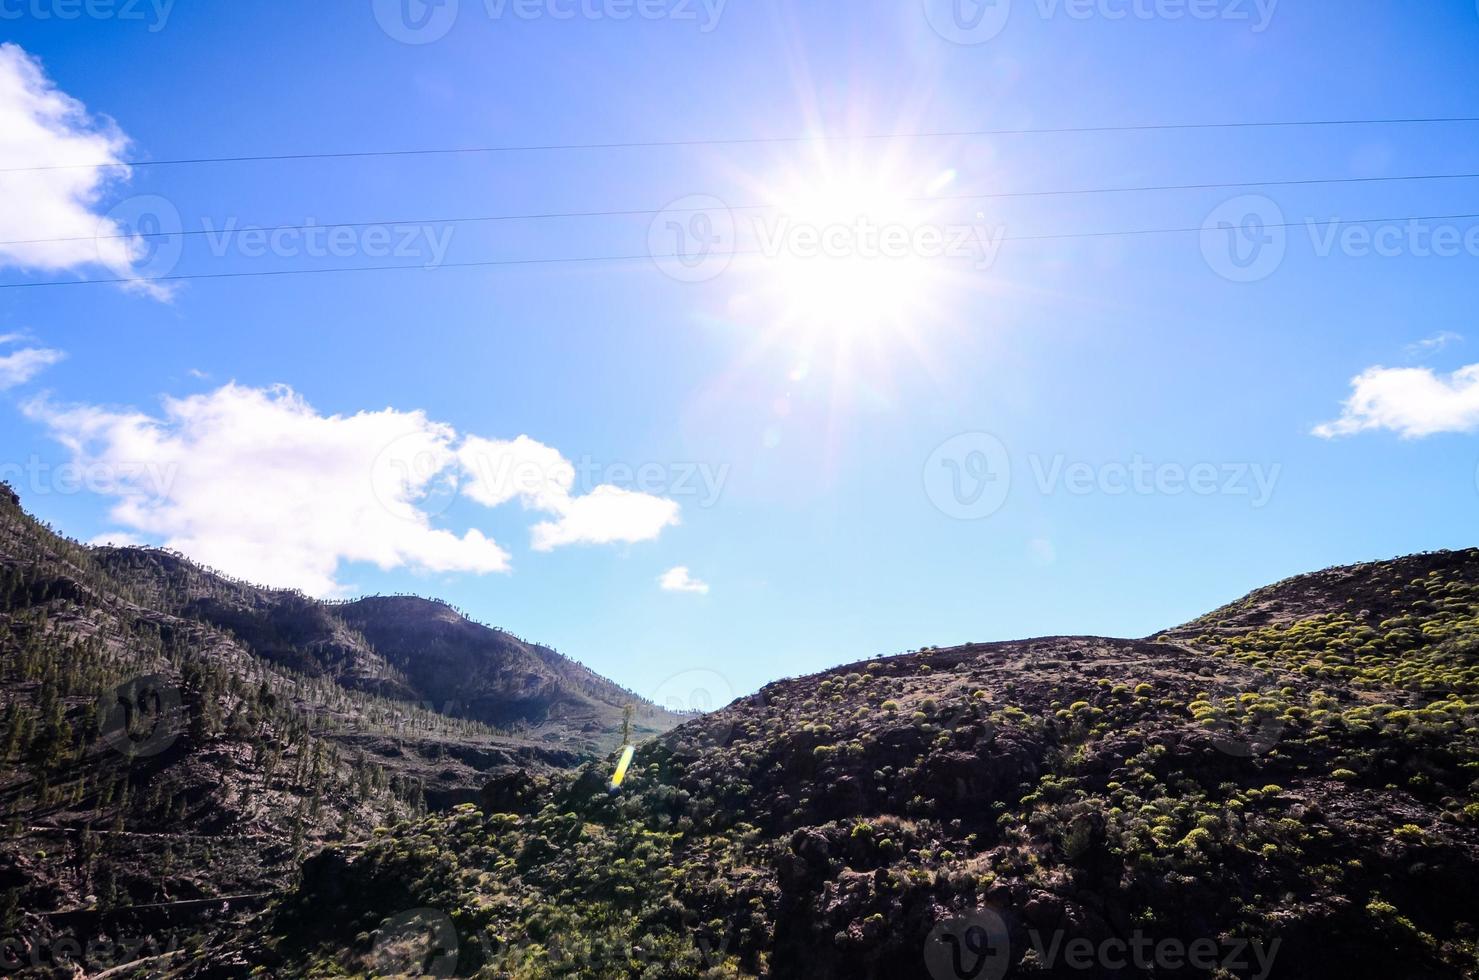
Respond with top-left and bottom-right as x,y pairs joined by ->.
737,154 -> 969,349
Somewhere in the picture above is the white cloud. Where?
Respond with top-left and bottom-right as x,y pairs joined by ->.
26,383 -> 511,596
1406,331 -> 1462,358
461,435 -> 681,551
25,382 -> 683,594
0,345 -> 64,389
532,485 -> 680,551
0,43 -> 163,297
1314,363 -> 1479,439
659,566 -> 710,595
459,434 -> 576,513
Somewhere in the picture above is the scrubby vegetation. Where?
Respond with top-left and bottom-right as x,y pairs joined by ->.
232,552 -> 1479,979
2,480 -> 1473,978
0,487 -> 675,975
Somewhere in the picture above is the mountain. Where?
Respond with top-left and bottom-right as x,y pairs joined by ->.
227,550 -> 1477,979
89,546 -> 673,741
0,486 -> 680,972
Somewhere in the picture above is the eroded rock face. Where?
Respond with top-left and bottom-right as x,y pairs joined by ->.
479,769 -> 542,813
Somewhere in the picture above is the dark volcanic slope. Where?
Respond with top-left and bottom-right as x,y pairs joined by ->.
250,551 -> 1478,980
91,548 -> 675,745
0,488 -> 678,973
336,596 -> 671,739
1169,548 -> 1479,635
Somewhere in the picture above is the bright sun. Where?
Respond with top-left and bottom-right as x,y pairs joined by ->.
736,153 -> 967,348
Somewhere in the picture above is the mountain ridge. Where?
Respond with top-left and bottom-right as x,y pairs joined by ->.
232,546 -> 1478,979
2,485 -> 1474,978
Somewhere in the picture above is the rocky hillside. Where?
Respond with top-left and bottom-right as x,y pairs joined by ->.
0,486 -> 679,975
227,550 -> 1477,979
89,546 -> 674,744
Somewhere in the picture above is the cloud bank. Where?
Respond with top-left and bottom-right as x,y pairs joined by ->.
26,383 -> 682,595
0,43 -> 162,296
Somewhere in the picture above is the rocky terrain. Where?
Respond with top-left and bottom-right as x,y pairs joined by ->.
219,550 -> 1477,979
0,486 -> 680,975
2,476 -> 1474,978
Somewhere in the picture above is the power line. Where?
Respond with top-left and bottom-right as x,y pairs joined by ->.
5,170 -> 1478,249
5,116 -> 1479,174
5,211 -> 1477,291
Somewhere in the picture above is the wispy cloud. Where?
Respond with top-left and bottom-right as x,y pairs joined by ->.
659,566 -> 710,595
1314,363 -> 1479,439
460,435 -> 680,550
1406,331 -> 1463,359
0,337 -> 64,390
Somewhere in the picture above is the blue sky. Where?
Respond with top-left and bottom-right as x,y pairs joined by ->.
1,1 -> 1478,704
